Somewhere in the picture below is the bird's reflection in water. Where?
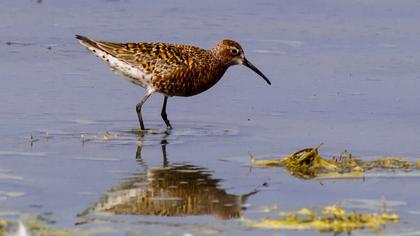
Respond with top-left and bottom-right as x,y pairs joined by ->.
81,133 -> 257,220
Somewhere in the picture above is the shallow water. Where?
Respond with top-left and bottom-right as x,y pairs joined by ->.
1,0 -> 420,235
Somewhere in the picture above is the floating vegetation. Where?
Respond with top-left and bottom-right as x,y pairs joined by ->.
0,191 -> 25,201
0,220 -> 7,232
0,216 -> 71,236
251,145 -> 419,179
242,202 -> 399,234
80,131 -> 117,143
102,131 -> 112,141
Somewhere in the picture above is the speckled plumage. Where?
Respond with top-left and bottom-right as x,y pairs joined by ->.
76,35 -> 271,130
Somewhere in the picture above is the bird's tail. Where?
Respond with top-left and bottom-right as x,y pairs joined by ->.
75,34 -> 100,49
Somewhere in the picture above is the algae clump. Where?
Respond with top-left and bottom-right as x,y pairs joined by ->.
242,204 -> 399,234
252,145 -> 418,179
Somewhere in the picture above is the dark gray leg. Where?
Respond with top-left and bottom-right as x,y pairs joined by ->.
161,96 -> 172,129
136,91 -> 154,130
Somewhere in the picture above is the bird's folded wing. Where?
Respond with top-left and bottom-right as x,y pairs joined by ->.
92,40 -> 191,74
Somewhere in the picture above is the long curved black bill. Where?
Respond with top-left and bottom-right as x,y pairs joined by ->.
243,57 -> 271,85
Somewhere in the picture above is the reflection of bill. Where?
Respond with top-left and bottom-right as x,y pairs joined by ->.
81,145 -> 257,220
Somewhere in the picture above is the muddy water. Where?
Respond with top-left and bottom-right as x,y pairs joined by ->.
1,0 -> 420,235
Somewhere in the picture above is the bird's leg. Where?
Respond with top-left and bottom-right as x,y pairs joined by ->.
136,90 -> 154,130
161,96 -> 172,129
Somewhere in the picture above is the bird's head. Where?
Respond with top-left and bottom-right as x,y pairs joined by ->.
211,39 -> 271,85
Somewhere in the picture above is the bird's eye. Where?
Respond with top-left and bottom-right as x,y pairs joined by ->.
230,48 -> 239,55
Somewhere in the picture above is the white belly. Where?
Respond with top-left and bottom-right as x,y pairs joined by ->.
87,46 -> 153,89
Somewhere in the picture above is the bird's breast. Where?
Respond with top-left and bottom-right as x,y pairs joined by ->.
152,66 -> 227,97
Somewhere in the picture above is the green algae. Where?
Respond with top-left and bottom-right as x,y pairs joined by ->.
252,145 -> 419,180
242,202 -> 399,234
